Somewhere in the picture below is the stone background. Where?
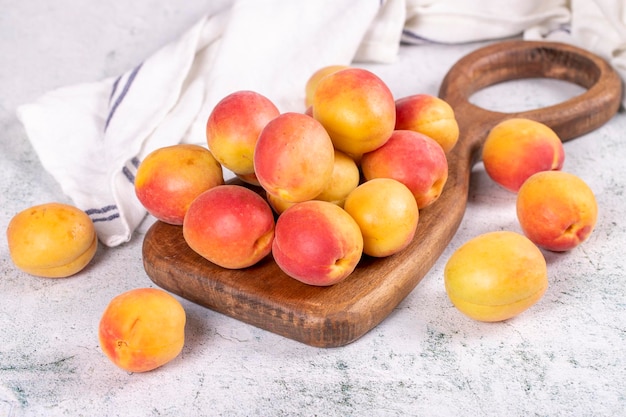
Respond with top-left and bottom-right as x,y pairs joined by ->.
1,2 -> 624,416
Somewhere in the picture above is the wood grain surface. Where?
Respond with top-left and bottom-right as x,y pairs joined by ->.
142,40 -> 621,348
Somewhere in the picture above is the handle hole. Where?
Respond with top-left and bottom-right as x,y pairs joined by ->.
470,78 -> 587,113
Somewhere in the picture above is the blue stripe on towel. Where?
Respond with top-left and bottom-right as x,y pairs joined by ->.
104,62 -> 143,131
86,204 -> 120,223
91,212 -> 121,223
401,29 -> 439,44
85,158 -> 143,224
122,166 -> 134,183
109,75 -> 121,104
122,156 -> 141,184
85,205 -> 117,215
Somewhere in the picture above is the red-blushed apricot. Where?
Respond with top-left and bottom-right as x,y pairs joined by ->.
344,178 -> 419,257
183,185 -> 275,269
98,288 -> 186,373
517,171 -> 598,252
6,202 -> 97,278
304,64 -> 350,109
444,231 -> 548,322
272,200 -> 363,286
361,130 -> 448,209
254,112 -> 335,203
206,90 -> 280,176
312,67 -> 396,155
395,94 -> 460,153
134,144 -> 224,225
482,118 -> 565,192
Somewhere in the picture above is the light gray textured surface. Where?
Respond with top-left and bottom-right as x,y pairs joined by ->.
1,2 -> 625,416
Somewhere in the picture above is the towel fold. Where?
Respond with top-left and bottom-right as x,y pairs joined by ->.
17,0 -> 626,247
563,0 -> 626,88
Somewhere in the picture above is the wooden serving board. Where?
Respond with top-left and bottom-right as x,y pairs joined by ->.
142,40 -> 621,348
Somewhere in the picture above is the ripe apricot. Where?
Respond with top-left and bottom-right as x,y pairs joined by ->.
6,202 -> 97,278
99,288 -> 186,373
134,144 -> 224,225
344,178 -> 419,257
482,118 -> 564,192
395,94 -> 460,153
517,171 -> 598,252
314,150 -> 361,207
272,200 -> 363,286
361,130 -> 449,209
312,68 -> 396,155
183,185 -> 275,269
206,90 -> 280,176
444,231 -> 548,322
304,64 -> 349,109
254,112 -> 335,203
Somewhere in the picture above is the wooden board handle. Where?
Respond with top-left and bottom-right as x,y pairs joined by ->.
440,40 -> 622,158
439,40 -> 622,240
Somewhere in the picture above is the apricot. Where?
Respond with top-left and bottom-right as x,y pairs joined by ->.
344,178 -> 419,257
314,150 -> 361,207
482,118 -> 565,192
304,64 -> 350,109
236,171 -> 261,187
98,288 -> 186,373
183,185 -> 275,269
517,171 -> 598,252
272,200 -> 363,286
266,149 -> 360,213
254,112 -> 335,203
6,202 -> 97,278
361,130 -> 449,209
312,67 -> 396,155
444,231 -> 548,322
395,94 -> 460,153
266,192 -> 296,215
206,90 -> 280,176
134,144 -> 224,225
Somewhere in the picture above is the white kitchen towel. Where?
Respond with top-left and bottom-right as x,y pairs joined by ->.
400,0 -> 626,104
401,0 -> 571,44
528,0 -> 626,96
16,0 -> 626,247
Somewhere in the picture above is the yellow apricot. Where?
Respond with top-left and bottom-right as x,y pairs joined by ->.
314,150 -> 361,207
98,288 -> 186,373
312,68 -> 396,155
344,178 -> 419,257
6,202 -> 97,278
266,192 -> 296,215
444,231 -> 548,322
